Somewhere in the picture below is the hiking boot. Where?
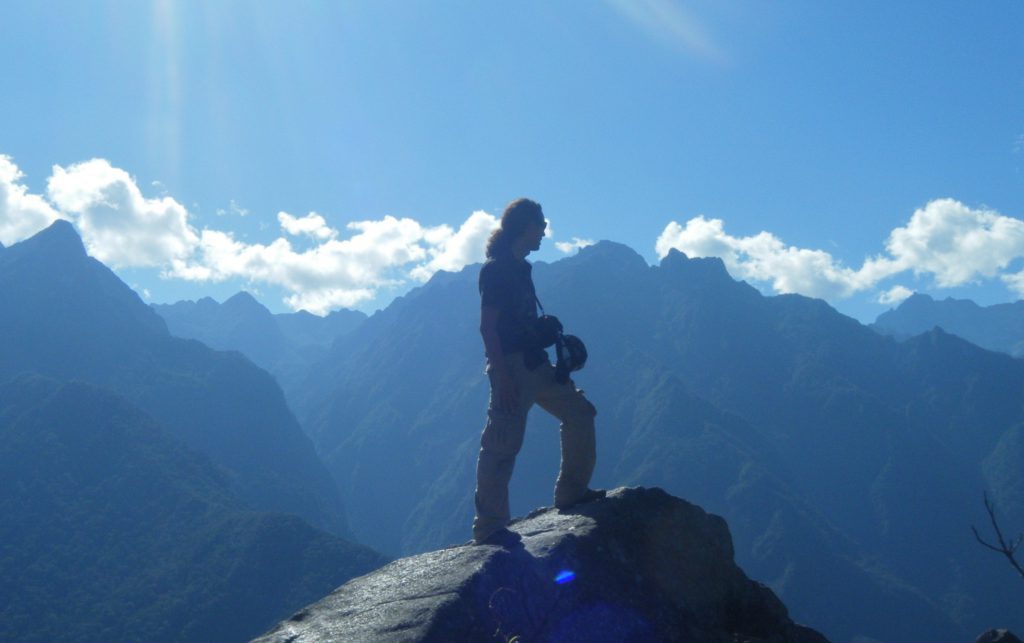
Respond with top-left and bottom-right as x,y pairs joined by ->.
556,488 -> 606,510
474,527 -> 523,548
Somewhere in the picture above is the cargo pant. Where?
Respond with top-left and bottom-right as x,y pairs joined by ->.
472,352 -> 597,542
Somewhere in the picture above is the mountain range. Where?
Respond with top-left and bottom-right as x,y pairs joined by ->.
0,375 -> 384,642
153,293 -> 365,404
0,222 -> 386,641
0,221 -> 347,535
278,241 -> 1024,643
10,221 -> 1024,642
873,292 -> 1024,357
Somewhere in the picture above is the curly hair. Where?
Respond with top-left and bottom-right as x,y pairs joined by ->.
485,198 -> 544,258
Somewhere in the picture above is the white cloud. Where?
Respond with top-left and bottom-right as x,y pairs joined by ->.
656,199 -> 1024,302
0,153 -> 514,314
1001,270 -> 1024,298
878,285 -> 914,306
0,155 -> 65,245
555,237 -> 596,254
216,199 -> 249,217
29,156 -> 496,314
47,158 -> 198,268
278,211 -> 337,240
655,216 -> 871,299
170,213 -> 495,315
409,210 -> 498,281
882,198 -> 1024,286
13,150 -> 1024,315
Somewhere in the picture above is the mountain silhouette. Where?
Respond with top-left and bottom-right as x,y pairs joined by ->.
290,240 -> 1024,642
0,375 -> 385,642
873,292 -> 1024,357
157,291 -> 290,370
153,291 -> 365,405
0,220 -> 348,536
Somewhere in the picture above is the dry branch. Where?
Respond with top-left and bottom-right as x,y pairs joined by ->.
972,492 -> 1024,580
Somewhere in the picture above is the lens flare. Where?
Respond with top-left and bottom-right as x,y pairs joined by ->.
554,570 -> 576,585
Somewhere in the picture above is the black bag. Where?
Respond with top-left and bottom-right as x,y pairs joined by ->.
532,314 -> 563,349
554,333 -> 587,384
534,295 -> 587,384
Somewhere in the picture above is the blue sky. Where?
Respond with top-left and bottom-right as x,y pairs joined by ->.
1,1 -> 1022,321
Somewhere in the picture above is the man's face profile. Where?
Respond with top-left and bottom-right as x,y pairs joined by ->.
526,216 -> 547,252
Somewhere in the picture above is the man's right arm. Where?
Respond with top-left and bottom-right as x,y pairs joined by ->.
481,305 -> 517,412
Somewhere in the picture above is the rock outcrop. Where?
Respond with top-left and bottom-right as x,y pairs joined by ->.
976,630 -> 1024,643
255,487 -> 828,642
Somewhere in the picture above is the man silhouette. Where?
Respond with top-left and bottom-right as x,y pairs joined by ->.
472,198 -> 602,546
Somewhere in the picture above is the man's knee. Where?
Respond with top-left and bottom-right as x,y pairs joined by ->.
481,410 -> 527,455
564,395 -> 597,425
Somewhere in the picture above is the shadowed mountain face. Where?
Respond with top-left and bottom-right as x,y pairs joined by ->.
295,241 -> 1024,643
0,221 -> 348,536
256,488 -> 828,643
0,375 -> 385,643
873,292 -> 1024,357
153,293 -> 366,405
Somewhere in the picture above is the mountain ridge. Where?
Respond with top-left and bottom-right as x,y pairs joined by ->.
0,374 -> 386,642
873,292 -> 1024,357
0,221 -> 348,536
289,239 -> 1023,641
16,225 -> 1021,640
152,290 -> 366,404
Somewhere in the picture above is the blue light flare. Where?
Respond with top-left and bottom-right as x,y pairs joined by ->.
554,570 -> 576,585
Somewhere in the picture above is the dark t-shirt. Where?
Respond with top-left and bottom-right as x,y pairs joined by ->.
479,254 -> 544,364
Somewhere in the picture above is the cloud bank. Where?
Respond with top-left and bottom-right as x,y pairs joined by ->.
555,237 -> 596,254
0,155 -> 507,314
278,211 -> 337,241
5,153 -> 1024,314
656,198 -> 1024,302
47,159 -> 199,268
0,155 -> 65,246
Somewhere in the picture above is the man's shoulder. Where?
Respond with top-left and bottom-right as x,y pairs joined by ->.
480,255 -> 518,279
480,256 -> 531,296
479,257 -> 499,279
483,255 -> 529,270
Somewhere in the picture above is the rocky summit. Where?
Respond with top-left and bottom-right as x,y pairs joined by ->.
255,487 -> 827,642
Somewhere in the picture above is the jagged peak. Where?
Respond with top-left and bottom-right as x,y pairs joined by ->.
222,290 -> 269,314
574,239 -> 646,264
547,240 -> 650,281
892,292 -> 987,314
903,292 -> 932,304
658,248 -> 735,284
324,307 -> 368,321
0,219 -> 171,339
194,296 -> 220,312
888,292 -> 934,312
283,309 -> 317,320
13,219 -> 86,259
662,247 -> 689,261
